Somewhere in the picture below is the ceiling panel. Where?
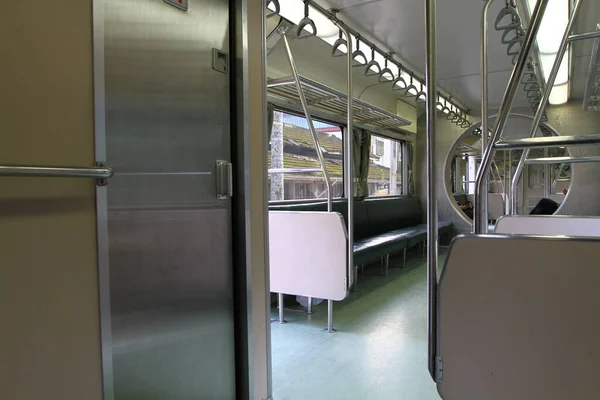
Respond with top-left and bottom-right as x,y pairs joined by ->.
323,0 -> 600,110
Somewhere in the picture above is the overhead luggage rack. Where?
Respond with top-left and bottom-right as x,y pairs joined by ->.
267,75 -> 412,133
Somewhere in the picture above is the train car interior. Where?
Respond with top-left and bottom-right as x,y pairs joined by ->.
3,0 -> 600,399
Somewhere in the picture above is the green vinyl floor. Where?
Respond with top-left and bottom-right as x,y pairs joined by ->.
270,249 -> 447,400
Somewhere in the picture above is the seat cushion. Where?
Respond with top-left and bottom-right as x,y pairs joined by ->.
389,226 -> 428,247
353,232 -> 408,265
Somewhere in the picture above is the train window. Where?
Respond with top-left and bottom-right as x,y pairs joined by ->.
367,135 -> 404,197
268,110 -> 343,202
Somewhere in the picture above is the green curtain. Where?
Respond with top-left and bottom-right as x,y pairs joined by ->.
267,103 -> 275,144
407,142 -> 415,195
353,128 -> 371,197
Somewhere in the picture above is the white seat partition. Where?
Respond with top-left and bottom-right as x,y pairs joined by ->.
438,235 -> 600,400
269,211 -> 348,302
494,215 -> 600,237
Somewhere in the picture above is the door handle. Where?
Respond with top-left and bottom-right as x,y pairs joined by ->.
216,160 -> 233,199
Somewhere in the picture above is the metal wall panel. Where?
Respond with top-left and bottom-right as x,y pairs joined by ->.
104,0 -> 236,398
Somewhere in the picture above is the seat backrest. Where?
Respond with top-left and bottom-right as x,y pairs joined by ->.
268,201 -> 328,213
269,199 -> 370,240
495,215 -> 600,236
332,200 -> 370,241
364,196 -> 423,236
269,197 -> 423,239
438,235 -> 600,400
453,193 -> 468,205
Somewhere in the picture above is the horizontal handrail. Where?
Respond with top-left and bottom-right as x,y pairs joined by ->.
568,31 -> 600,42
495,134 -> 600,150
525,156 -> 600,164
0,164 -> 113,180
268,167 -> 324,174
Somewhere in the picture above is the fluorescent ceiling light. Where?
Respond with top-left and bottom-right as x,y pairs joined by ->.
526,0 -> 570,105
528,0 -> 568,53
539,53 -> 569,85
549,83 -> 569,105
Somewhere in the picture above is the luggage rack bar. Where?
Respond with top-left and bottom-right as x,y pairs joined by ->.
0,164 -> 113,186
267,75 -> 411,133
494,134 -> 600,150
524,155 -> 600,165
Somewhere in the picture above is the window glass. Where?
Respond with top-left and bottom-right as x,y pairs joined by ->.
268,111 -> 343,201
367,135 -> 403,196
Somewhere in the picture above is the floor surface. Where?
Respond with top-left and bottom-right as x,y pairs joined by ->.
271,249 -> 447,400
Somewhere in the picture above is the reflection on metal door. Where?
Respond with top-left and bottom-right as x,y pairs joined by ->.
104,0 -> 236,397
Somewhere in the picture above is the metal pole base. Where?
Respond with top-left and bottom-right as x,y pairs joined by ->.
383,254 -> 390,276
325,299 -> 336,333
278,293 -> 286,324
307,296 -> 313,314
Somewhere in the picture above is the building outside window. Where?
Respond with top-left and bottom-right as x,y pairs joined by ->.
367,134 -> 403,197
268,111 -> 343,201
268,110 -> 406,201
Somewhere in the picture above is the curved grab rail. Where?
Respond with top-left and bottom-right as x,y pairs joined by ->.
474,0 -> 550,233
509,0 -> 584,215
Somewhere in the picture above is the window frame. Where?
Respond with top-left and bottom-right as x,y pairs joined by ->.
268,108 -> 346,204
364,133 -> 408,199
267,106 -> 409,204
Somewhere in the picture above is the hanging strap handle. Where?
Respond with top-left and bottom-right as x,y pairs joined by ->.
297,1 -> 317,39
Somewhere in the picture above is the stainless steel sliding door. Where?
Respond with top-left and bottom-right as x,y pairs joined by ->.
104,0 -> 235,397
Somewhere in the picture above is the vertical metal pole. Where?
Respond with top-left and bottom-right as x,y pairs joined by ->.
544,149 -> 550,198
425,0 -> 439,382
282,33 -> 333,212
340,25 -> 354,292
402,142 -> 409,195
307,297 -> 312,314
278,293 -> 285,323
474,0 -> 549,233
508,150 -> 512,213
503,150 -> 508,214
480,0 -> 494,233
510,0 -> 583,215
323,24 -> 353,334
